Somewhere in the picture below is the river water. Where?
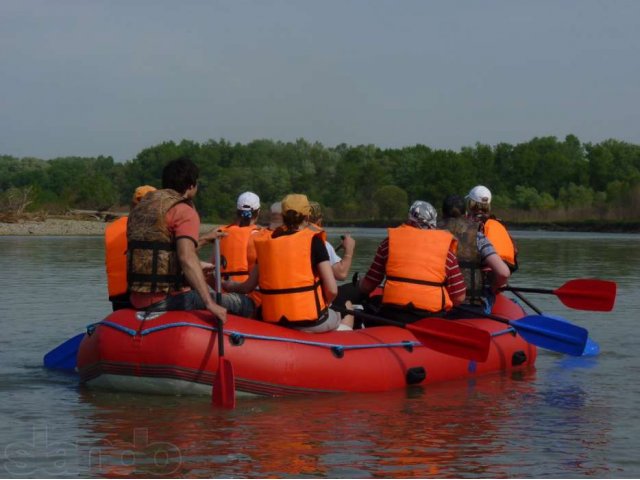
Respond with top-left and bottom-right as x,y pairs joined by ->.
0,229 -> 639,478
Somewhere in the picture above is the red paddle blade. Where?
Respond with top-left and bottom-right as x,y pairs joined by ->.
408,318 -> 491,362
212,357 -> 236,408
555,279 -> 617,312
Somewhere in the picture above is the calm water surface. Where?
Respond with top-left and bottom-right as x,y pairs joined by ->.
0,229 -> 639,478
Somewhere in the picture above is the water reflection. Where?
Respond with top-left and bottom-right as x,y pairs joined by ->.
70,366 -> 610,478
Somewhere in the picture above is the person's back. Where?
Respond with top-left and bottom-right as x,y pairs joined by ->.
255,225 -> 328,326
125,156 -> 228,323
250,194 -> 353,332
127,188 -> 191,296
105,216 -> 129,307
383,223 -> 457,313
218,191 -> 262,284
466,185 -> 518,272
105,185 -> 156,311
359,200 -> 466,324
440,215 -> 485,306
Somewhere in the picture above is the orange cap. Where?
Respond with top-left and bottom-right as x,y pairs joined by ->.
132,185 -> 156,204
281,194 -> 311,216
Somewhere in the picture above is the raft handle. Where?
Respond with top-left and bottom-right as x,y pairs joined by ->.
406,367 -> 426,385
512,350 -> 527,366
330,346 -> 345,359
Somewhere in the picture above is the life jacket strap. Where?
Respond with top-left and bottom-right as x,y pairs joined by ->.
385,275 -> 445,287
260,280 -> 322,295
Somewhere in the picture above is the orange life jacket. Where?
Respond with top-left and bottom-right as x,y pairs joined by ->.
483,218 -> 517,270
254,227 -> 329,326
383,224 -> 456,312
218,224 -> 260,283
105,216 -> 128,299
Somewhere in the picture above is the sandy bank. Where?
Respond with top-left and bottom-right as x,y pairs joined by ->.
0,218 -> 218,236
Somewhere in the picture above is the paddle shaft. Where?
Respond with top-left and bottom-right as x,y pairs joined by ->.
503,279 -> 616,312
455,305 -> 588,356
503,286 -> 555,295
509,289 -> 542,314
507,288 -> 600,356
340,308 -> 490,362
214,239 -> 224,358
211,238 -> 236,408
455,305 -> 514,325
342,308 -> 411,329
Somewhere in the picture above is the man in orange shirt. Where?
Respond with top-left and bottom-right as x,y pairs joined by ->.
104,185 -> 156,311
127,157 -> 230,322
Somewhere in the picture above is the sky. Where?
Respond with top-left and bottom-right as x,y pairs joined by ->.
1,0 -> 639,162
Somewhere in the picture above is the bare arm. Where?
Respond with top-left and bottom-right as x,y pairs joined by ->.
484,253 -> 511,292
331,234 -> 355,281
222,264 -> 259,294
198,227 -> 226,249
317,260 -> 338,304
177,237 -> 227,322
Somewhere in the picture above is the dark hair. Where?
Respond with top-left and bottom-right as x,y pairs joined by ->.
237,208 -> 259,227
282,210 -> 306,230
162,157 -> 199,194
442,194 -> 466,219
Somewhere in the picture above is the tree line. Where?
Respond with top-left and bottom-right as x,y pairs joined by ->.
1,134 -> 640,224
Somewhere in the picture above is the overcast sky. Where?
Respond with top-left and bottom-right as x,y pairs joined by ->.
1,0 -> 639,162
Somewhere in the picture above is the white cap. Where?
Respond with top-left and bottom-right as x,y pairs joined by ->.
466,185 -> 492,204
270,201 -> 282,214
236,191 -> 261,211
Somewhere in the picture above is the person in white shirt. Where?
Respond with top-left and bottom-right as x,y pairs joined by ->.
308,201 -> 355,281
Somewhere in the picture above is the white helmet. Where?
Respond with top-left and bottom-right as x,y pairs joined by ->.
467,185 -> 492,204
466,185 -> 492,216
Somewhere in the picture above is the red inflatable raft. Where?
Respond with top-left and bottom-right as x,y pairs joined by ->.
78,294 -> 537,396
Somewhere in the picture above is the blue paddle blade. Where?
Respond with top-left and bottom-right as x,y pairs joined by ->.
43,333 -> 84,371
582,337 -> 600,356
511,315 -> 588,357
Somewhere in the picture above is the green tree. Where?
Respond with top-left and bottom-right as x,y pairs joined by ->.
373,185 -> 408,220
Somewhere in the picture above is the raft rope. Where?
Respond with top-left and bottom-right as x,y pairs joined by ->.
491,327 -> 516,337
90,320 -> 422,354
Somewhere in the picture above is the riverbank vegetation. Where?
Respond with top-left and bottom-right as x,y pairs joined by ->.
1,135 -> 639,229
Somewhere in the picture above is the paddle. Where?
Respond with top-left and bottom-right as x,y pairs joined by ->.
456,305 -> 588,357
211,238 -> 236,408
340,309 -> 491,362
43,332 -> 84,371
502,278 -> 617,312
508,289 -> 600,357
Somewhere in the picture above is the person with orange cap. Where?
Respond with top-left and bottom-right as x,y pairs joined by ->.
223,193 -> 354,332
104,185 -> 156,311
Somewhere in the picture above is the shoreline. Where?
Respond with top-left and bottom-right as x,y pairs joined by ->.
1,217 -> 639,236
0,218 -> 218,236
